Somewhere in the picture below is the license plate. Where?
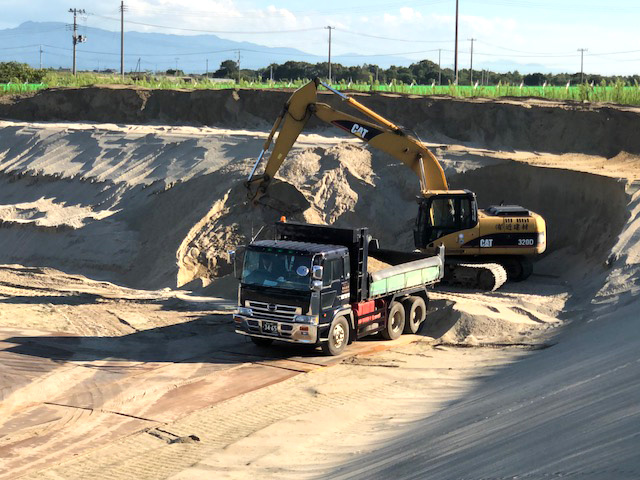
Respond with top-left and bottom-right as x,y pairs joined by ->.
262,321 -> 278,335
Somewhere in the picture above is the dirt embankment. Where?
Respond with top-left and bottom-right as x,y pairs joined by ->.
2,86 -> 640,157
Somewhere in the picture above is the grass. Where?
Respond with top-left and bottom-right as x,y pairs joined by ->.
1,83 -> 46,93
2,73 -> 640,106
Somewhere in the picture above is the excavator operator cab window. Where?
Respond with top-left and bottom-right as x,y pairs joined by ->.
416,195 -> 476,246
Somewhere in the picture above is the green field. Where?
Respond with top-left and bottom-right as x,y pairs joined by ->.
2,72 -> 640,105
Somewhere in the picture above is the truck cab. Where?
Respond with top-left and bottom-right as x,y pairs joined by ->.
235,240 -> 352,348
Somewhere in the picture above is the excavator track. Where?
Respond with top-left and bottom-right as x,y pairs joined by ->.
444,262 -> 508,291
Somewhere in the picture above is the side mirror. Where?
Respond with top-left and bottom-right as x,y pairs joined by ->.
311,280 -> 323,291
312,265 -> 323,280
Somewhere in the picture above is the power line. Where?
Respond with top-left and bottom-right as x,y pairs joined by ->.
90,14 -> 323,35
121,0 -> 451,19
336,28 -> 454,44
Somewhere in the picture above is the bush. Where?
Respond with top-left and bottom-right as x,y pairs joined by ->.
0,62 -> 45,83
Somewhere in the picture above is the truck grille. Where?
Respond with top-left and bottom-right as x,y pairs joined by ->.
247,301 -> 301,322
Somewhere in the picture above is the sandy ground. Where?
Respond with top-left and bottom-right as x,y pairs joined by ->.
1,118 -> 639,479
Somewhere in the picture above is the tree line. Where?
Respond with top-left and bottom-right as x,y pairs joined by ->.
2,59 -> 639,87
211,59 -> 640,86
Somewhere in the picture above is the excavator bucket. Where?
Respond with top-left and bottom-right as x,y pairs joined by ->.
246,79 -> 319,203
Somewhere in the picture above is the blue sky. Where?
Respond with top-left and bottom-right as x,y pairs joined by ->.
1,0 -> 639,74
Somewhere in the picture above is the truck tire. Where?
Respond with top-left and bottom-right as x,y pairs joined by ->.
322,316 -> 350,356
382,301 -> 405,340
251,337 -> 273,347
403,296 -> 426,334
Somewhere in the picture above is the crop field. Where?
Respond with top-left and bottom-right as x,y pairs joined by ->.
3,73 -> 640,105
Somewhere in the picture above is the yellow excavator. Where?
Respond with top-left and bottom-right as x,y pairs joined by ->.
246,78 -> 546,290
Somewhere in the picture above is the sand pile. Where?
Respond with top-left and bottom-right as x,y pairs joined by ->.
178,142 -> 419,291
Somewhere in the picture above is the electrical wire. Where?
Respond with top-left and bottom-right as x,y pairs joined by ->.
90,13 -> 323,34
336,28 -> 455,44
122,0 -> 451,19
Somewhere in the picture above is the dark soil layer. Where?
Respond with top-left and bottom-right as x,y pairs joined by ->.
2,86 -> 640,157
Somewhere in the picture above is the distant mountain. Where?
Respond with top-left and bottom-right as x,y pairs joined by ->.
0,21 -> 414,74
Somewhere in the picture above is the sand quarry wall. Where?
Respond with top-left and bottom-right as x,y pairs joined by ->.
0,120 -> 630,293
2,86 -> 640,157
0,87 -> 635,292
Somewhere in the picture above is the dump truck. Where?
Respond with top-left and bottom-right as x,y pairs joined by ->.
233,221 -> 444,355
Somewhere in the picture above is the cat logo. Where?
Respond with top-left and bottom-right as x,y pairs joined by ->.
480,238 -> 493,248
350,123 -> 369,139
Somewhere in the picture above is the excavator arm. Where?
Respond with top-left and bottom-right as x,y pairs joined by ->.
246,78 -> 448,203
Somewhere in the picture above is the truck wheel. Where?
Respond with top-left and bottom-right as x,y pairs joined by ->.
403,296 -> 426,334
322,316 -> 350,356
251,337 -> 273,347
382,301 -> 405,340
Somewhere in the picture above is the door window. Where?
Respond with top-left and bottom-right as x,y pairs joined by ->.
424,196 -> 476,243
323,258 -> 344,287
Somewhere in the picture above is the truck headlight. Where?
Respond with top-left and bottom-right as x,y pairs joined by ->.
294,314 -> 319,325
237,307 -> 253,316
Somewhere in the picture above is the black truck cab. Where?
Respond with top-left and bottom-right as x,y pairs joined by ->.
235,239 -> 352,346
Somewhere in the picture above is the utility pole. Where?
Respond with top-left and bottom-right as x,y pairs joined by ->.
205,58 -> 208,76
175,57 -> 179,73
39,45 -> 43,69
270,64 -> 273,81
69,8 -> 86,75
454,0 -> 459,85
578,48 -> 588,84
468,38 -> 476,85
438,48 -> 442,85
236,50 -> 241,83
120,1 -> 126,78
325,26 -> 334,83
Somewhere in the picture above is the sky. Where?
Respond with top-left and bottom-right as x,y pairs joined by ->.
1,0 -> 639,75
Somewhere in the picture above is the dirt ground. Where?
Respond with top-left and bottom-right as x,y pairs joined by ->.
1,92 -> 639,479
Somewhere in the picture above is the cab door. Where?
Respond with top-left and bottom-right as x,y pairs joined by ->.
414,194 -> 479,254
320,257 -> 347,313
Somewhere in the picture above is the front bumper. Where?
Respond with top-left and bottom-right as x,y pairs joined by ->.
234,314 -> 320,344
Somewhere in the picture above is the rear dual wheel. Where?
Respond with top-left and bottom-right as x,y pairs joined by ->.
382,301 -> 405,340
403,296 -> 427,334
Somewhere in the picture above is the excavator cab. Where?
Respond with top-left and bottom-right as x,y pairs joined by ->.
414,191 -> 478,250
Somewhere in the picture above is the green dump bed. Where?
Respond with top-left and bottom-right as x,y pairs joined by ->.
367,250 -> 444,299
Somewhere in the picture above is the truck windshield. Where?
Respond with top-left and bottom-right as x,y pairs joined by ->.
242,250 -> 313,290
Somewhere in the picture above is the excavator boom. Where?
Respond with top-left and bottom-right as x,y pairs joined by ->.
246,78 -> 447,202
